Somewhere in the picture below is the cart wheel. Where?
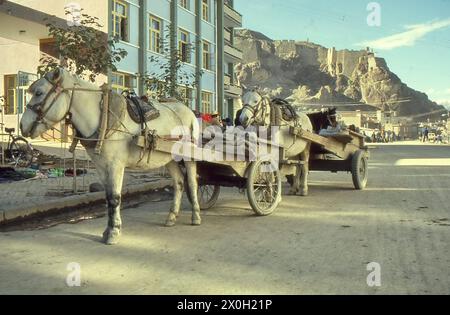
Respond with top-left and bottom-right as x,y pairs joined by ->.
351,150 -> 368,190
247,160 -> 282,216
187,184 -> 220,210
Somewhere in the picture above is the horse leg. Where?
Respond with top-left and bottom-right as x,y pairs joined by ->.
165,161 -> 184,227
299,142 -> 311,196
184,161 -> 201,226
101,163 -> 125,245
288,156 -> 301,195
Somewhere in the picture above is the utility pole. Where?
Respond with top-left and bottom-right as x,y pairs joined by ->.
170,1 -> 178,98
217,0 -> 225,115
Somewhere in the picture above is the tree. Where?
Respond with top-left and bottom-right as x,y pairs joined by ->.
142,24 -> 202,101
38,9 -> 127,82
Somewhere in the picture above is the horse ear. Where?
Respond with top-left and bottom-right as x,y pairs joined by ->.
51,67 -> 63,83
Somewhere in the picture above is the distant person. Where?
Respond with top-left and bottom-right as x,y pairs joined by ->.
223,118 -> 232,127
234,109 -> 243,127
211,112 -> 222,126
423,127 -> 429,142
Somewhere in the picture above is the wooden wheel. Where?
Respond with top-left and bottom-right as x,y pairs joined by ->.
247,160 -> 282,216
187,184 -> 220,210
351,150 -> 368,190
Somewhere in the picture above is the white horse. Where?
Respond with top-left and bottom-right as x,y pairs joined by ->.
240,89 -> 313,196
20,68 -> 201,245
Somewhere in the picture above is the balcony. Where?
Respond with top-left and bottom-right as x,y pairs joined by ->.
224,28 -> 232,45
224,44 -> 243,62
224,4 -> 242,28
224,74 -> 242,98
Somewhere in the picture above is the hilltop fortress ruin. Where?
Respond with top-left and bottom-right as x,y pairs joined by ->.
234,29 -> 444,118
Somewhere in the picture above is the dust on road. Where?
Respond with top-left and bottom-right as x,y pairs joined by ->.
0,144 -> 449,294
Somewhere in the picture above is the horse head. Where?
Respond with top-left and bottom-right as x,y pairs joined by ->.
21,68 -> 72,139
326,107 -> 338,126
240,88 -> 270,128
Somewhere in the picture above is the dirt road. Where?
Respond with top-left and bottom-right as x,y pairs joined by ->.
0,144 -> 449,294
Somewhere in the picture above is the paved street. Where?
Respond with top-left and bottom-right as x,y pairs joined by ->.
0,144 -> 449,294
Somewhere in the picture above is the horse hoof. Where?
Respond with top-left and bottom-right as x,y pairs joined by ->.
299,190 -> 308,197
102,228 -> 121,245
165,220 -> 176,227
191,219 -> 202,226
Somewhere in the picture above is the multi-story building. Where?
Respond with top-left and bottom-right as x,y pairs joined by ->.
0,0 -> 242,133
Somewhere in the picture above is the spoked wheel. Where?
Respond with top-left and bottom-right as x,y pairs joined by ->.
351,150 -> 368,190
187,183 -> 221,210
247,160 -> 282,216
197,184 -> 221,210
9,137 -> 34,168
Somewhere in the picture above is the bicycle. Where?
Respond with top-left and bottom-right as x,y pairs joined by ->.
0,125 -> 35,167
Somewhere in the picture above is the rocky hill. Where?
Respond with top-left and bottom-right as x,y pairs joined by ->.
234,29 -> 445,119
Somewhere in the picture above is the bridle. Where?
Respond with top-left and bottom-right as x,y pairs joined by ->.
242,93 -> 270,126
27,77 -> 69,130
26,75 -> 102,135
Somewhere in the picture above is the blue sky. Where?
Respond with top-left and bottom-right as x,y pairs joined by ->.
235,0 -> 450,107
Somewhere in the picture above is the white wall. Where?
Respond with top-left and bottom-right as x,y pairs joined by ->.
0,1 -> 109,131
8,0 -> 108,32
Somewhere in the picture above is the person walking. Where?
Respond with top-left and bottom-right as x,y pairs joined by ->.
423,127 -> 429,143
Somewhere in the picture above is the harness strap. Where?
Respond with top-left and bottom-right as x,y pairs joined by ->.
69,136 -> 79,154
95,84 -> 110,155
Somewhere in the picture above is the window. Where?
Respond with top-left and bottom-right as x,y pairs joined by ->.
179,29 -> 190,63
150,16 -> 162,53
179,0 -> 189,10
39,38 -> 59,59
112,0 -> 128,42
111,72 -> 137,94
202,41 -> 211,70
178,86 -> 193,107
201,91 -> 213,114
202,0 -> 209,22
4,75 -> 17,115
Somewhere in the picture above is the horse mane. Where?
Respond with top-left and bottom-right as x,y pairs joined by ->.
28,70 -> 101,94
67,72 -> 101,90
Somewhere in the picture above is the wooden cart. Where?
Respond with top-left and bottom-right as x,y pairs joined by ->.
153,125 -> 368,215
290,127 -> 370,190
155,135 -> 288,216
